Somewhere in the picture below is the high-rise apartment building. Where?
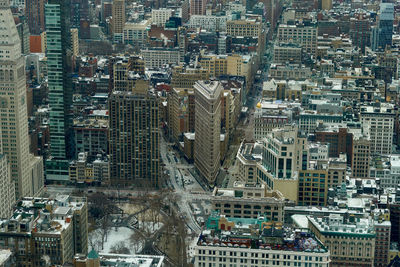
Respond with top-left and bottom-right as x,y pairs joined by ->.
194,81 -> 222,184
109,86 -> 160,188
111,0 -> 125,42
190,0 -> 207,15
25,0 -> 46,35
45,0 -> 74,182
0,0 -> 44,199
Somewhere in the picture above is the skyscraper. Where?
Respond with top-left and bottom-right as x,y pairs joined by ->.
109,85 -> 160,188
111,0 -> 125,42
194,80 -> 222,184
0,0 -> 43,199
45,0 -> 74,182
371,2 -> 394,51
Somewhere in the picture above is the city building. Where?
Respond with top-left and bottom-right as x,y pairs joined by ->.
299,111 -> 343,134
351,137 -> 371,178
111,0 -> 125,42
320,0 -> 332,10
254,101 -> 293,140
187,14 -> 229,31
212,182 -> 288,222
277,22 -> 318,55
73,118 -> 108,160
167,87 -> 195,143
171,65 -> 209,89
141,48 -> 181,68
70,0 -> 89,39
194,81 -> 222,184
108,87 -> 160,188
226,18 -> 262,38
308,214 -> 375,267
0,0 -> 44,198
371,3 -> 394,51
123,19 -> 151,48
25,0 -> 46,35
73,251 -> 164,267
45,0 -> 74,183
360,103 -> 395,155
193,213 -> 330,267
349,13 -> 370,53
269,63 -> 312,80
151,8 -> 173,26
315,125 -> 353,164
256,125 -> 308,201
272,43 -> 302,64
71,28 -> 79,57
190,0 -> 207,15
298,168 -> 329,207
0,195 -> 88,266
0,151 -> 14,219
374,214 -> 391,267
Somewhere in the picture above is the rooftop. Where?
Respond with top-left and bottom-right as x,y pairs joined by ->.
197,214 -> 328,253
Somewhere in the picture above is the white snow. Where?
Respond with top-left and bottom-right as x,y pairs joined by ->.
89,227 -> 142,254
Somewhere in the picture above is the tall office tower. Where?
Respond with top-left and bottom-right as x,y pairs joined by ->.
111,0 -> 125,42
371,2 -> 394,51
45,0 -> 74,182
0,0 -> 43,199
109,86 -> 160,188
25,0 -> 46,35
194,81 -> 222,185
190,0 -> 207,15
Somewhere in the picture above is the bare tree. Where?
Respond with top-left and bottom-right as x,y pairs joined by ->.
129,230 -> 146,253
110,241 -> 131,254
88,230 -> 102,252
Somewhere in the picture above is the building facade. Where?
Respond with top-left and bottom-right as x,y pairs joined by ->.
109,89 -> 160,188
45,0 -> 74,182
0,0 -> 44,199
111,0 -> 125,41
194,81 -> 222,184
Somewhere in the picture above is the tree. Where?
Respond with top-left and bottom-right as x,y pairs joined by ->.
129,230 -> 146,253
110,242 -> 131,254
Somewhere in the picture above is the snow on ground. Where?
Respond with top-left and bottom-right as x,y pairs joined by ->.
89,227 -> 142,254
